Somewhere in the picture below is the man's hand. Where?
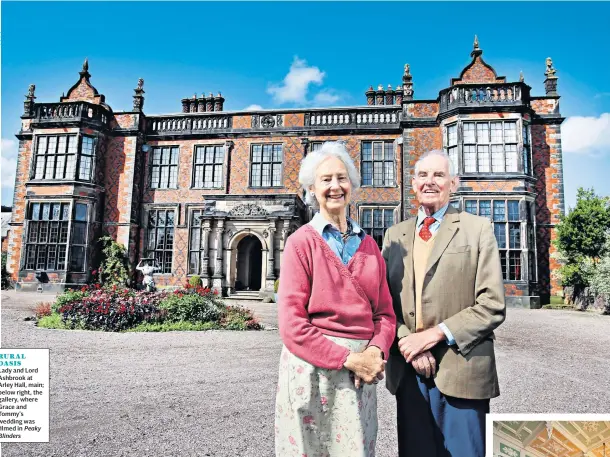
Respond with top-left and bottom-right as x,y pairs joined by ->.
398,327 -> 446,363
411,351 -> 436,378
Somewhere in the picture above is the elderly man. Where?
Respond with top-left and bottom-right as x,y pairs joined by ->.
382,149 -> 506,457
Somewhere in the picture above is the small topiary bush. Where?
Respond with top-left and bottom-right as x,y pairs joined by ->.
159,286 -> 223,323
188,275 -> 201,288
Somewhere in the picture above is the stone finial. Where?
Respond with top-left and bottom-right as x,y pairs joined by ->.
23,84 -> 36,117
387,84 -> 393,90
519,71 -> 524,82
402,63 -> 414,101
377,84 -> 383,91
83,58 -> 89,72
133,78 -> 145,112
544,57 -> 559,95
470,35 -> 483,58
365,86 -> 376,105
545,57 -> 557,78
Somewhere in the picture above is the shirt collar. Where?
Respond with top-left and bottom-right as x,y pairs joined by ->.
310,212 -> 364,238
416,203 -> 450,228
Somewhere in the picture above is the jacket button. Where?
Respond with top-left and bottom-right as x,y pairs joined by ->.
409,312 -> 415,317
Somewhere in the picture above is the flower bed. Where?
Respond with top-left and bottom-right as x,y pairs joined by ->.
38,283 -> 262,332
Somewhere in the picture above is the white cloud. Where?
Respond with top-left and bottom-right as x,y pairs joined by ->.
562,113 -> 610,156
1,139 -> 18,204
313,90 -> 341,106
267,57 -> 325,104
244,104 -> 263,111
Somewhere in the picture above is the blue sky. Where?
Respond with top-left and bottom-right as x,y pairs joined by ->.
2,2 -> 609,209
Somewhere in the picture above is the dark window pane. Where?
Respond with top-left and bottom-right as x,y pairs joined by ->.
70,246 -> 86,272
509,251 -> 521,280
507,201 -> 520,221
494,223 -> 507,249
509,223 -> 521,249
72,222 -> 87,245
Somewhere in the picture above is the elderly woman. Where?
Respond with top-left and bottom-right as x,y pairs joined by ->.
275,141 -> 396,457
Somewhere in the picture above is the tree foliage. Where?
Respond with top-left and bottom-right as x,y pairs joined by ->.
556,188 -> 610,261
555,188 -> 610,293
97,235 -> 131,287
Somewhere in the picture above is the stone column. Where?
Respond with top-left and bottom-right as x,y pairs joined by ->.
212,219 -> 225,292
200,220 -> 211,286
265,222 -> 277,281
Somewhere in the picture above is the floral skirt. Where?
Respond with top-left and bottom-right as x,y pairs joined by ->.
274,336 -> 378,457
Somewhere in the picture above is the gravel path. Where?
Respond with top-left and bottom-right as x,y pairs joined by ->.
1,291 -> 609,456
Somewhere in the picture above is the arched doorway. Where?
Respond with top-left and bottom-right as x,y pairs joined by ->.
235,235 -> 262,291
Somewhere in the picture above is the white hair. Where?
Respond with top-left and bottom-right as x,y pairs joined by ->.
298,141 -> 360,207
414,149 -> 457,177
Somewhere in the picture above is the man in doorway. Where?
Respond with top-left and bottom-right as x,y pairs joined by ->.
382,149 -> 506,457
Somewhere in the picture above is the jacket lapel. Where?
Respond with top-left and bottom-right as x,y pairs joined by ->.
425,206 -> 460,275
401,218 -> 417,294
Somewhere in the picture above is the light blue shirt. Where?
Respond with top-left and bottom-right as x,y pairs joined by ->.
309,212 -> 366,265
416,203 -> 457,346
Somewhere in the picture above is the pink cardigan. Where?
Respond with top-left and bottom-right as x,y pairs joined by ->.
278,225 -> 396,370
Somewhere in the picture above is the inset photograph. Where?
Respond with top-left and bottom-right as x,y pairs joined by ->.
493,420 -> 610,457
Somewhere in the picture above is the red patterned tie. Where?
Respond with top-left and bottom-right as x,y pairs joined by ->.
419,217 -> 436,241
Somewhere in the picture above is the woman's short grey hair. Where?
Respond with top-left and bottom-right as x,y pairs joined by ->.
298,141 -> 360,207
414,149 -> 457,177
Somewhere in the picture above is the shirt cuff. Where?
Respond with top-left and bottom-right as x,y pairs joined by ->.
438,323 -> 456,346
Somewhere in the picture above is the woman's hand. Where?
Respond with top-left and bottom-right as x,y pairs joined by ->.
344,346 -> 385,387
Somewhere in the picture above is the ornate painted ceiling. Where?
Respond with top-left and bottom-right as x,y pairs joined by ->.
494,421 -> 610,457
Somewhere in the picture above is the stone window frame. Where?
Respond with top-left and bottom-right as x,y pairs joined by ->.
360,140 -> 397,188
249,143 -> 284,189
191,144 -> 225,189
186,207 -> 211,275
31,133 -> 96,183
149,145 -> 180,190
310,142 -> 324,153
459,197 -> 537,282
22,200 -> 91,273
357,203 -> 399,249
444,119 -> 529,176
143,205 -> 178,274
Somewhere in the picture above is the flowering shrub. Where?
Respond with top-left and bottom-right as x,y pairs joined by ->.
158,283 -> 223,323
221,305 -> 262,330
45,280 -> 263,332
35,302 -> 52,319
52,289 -> 88,313
59,287 -> 168,332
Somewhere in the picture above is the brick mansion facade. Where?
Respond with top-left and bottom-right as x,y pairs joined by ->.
7,38 -> 565,305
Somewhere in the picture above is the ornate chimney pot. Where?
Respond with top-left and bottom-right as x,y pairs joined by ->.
365,85 -> 376,105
